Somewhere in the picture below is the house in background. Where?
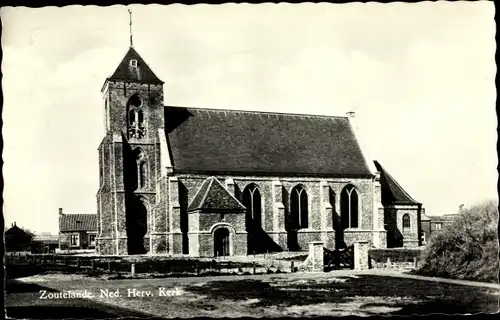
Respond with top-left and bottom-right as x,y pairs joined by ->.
58,208 -> 97,251
31,232 -> 59,253
420,210 -> 431,245
420,206 -> 462,244
5,222 -> 33,252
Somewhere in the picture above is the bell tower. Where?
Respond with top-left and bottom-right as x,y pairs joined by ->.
97,13 -> 165,255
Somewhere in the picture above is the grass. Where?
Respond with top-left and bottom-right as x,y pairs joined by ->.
10,270 -> 499,317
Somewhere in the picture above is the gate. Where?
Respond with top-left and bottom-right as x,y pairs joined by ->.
324,245 -> 354,271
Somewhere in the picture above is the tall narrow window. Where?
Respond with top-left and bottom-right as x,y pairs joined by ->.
139,161 -> 147,189
291,185 -> 308,229
402,214 -> 410,231
340,184 -> 359,229
104,99 -> 110,132
242,184 -> 262,230
134,148 -> 147,190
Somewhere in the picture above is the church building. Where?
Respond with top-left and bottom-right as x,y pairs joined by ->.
96,43 -> 424,256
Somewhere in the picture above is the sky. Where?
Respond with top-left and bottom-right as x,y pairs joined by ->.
1,2 -> 497,234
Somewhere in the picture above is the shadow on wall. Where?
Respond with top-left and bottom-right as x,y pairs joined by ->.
122,137 -> 148,255
249,228 -> 283,254
385,208 -> 403,248
283,186 -> 300,251
179,182 -> 189,254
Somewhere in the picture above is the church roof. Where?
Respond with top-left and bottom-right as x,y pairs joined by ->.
373,160 -> 420,205
59,214 -> 97,232
165,107 -> 373,177
106,46 -> 163,84
187,177 -> 247,212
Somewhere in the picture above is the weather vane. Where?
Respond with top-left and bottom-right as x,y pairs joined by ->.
128,9 -> 133,47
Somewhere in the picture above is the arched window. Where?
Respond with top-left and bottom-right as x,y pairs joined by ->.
340,184 -> 359,229
127,94 -> 145,139
134,148 -> 147,190
291,185 -> 308,229
104,99 -> 110,132
139,162 -> 147,189
242,184 -> 262,230
403,214 -> 410,230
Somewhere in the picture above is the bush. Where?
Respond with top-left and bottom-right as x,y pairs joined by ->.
416,200 -> 499,283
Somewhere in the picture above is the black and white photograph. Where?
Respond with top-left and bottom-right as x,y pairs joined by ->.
1,1 -> 498,318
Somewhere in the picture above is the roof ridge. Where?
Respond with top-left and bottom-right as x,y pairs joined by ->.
186,178 -> 210,210
165,105 -> 348,119
197,177 -> 215,210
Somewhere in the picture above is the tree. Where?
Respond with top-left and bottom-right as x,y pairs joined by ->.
417,200 -> 499,282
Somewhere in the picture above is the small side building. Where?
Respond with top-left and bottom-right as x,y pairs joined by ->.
58,208 -> 98,251
5,222 -> 32,252
374,161 -> 424,248
31,232 -> 59,253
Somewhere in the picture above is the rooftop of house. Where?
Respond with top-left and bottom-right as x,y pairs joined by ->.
32,233 -> 59,243
59,213 -> 97,232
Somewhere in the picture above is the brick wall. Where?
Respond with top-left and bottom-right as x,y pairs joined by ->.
97,80 -> 164,256
159,174 -> 379,256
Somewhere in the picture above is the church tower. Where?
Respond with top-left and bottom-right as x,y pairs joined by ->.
96,36 -> 165,255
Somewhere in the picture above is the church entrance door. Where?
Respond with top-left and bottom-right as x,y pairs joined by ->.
214,228 -> 230,257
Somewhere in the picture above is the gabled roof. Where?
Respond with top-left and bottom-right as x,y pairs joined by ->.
106,46 -> 163,84
187,177 -> 246,212
165,107 -> 373,177
5,225 -> 30,237
373,160 -> 420,205
59,214 -> 97,232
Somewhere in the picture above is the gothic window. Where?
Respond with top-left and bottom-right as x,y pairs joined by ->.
127,94 -> 145,139
341,184 -> 359,229
403,214 -> 410,231
242,184 -> 262,230
291,185 -> 308,229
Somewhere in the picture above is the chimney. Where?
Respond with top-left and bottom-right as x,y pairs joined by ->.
346,111 -> 355,118
59,208 -> 63,215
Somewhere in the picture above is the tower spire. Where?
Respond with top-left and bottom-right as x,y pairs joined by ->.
128,9 -> 133,47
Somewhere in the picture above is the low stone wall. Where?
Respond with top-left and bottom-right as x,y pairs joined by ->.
369,248 -> 423,270
370,259 -> 418,269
